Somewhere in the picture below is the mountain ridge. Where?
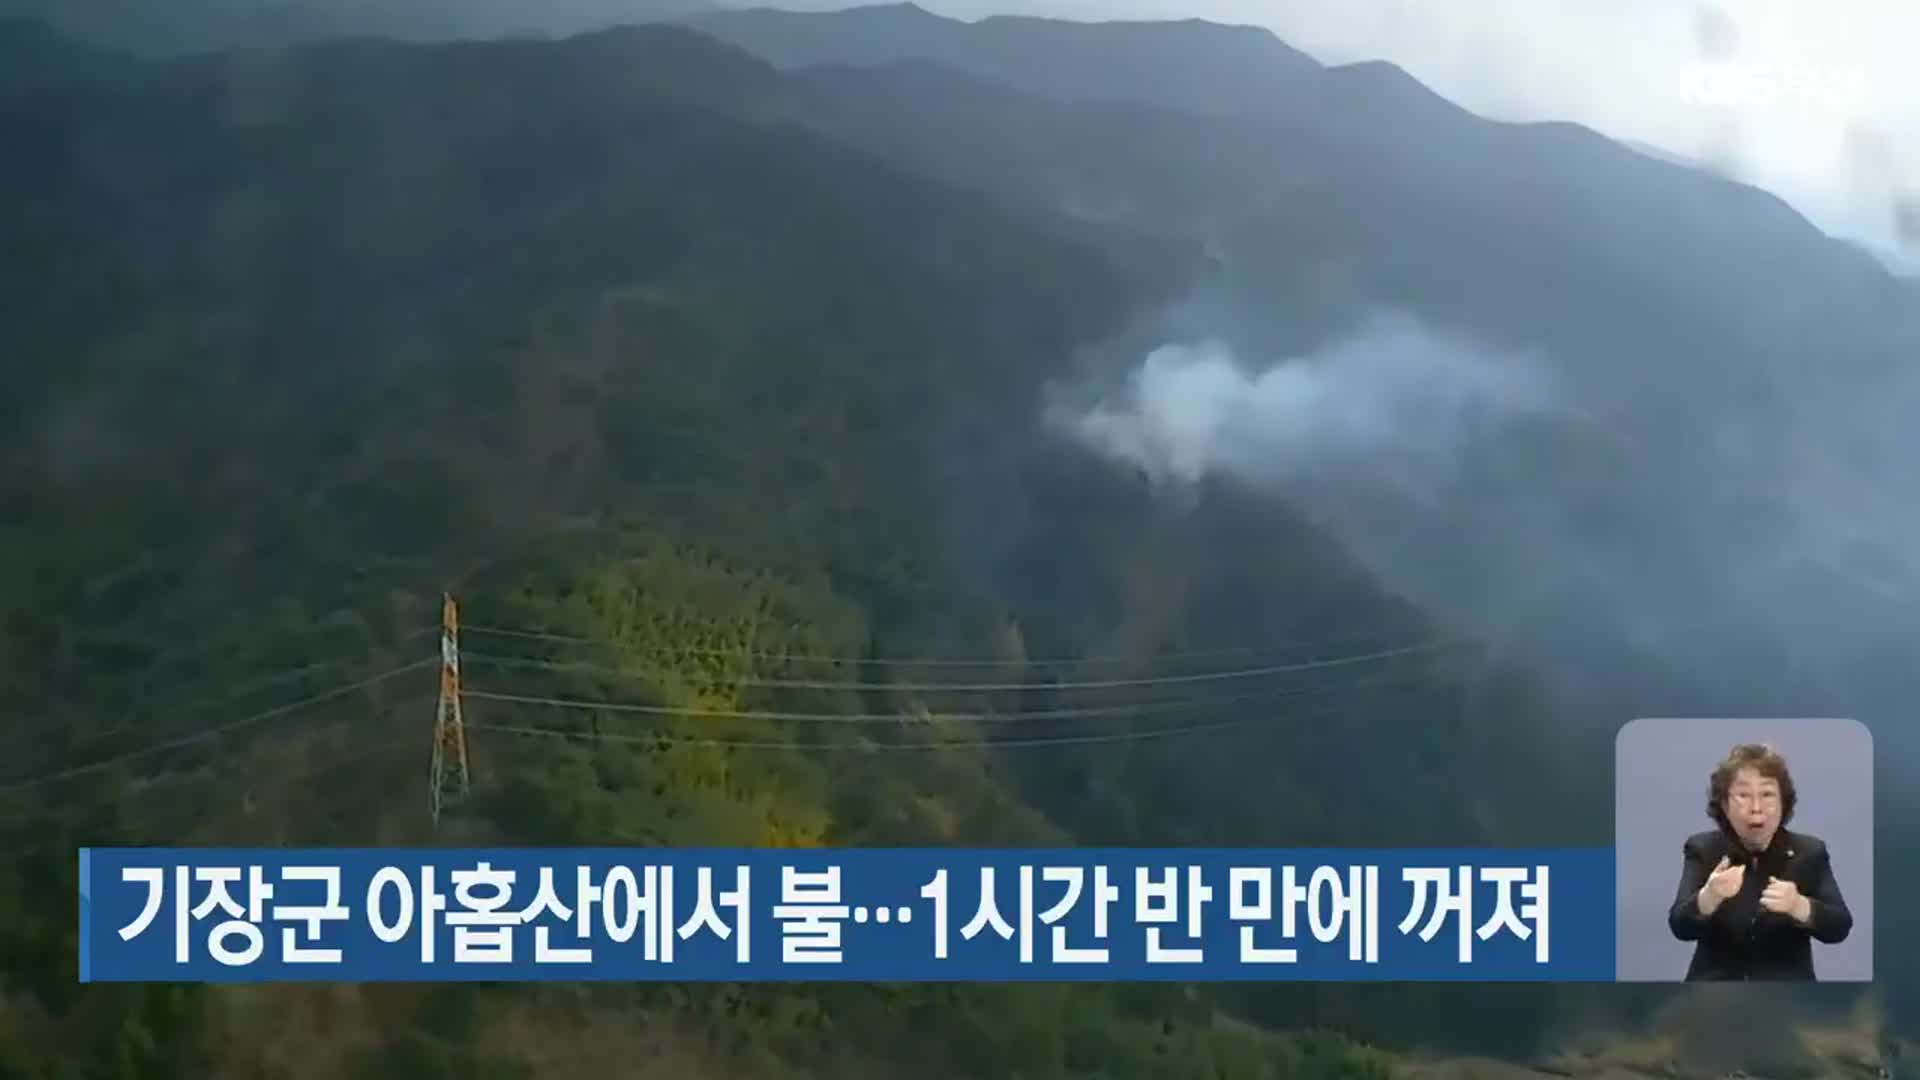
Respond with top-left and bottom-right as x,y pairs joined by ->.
1,12 -> 1914,1076
0,24 -> 1543,1073
0,0 -> 1896,277
676,4 -> 1895,296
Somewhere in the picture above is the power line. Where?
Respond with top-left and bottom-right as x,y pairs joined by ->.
127,618 -> 435,693
458,637 -> 1461,693
2,625 -> 441,759
0,707 -> 432,830
191,727 -> 433,826
466,684 -> 1432,753
0,659 -> 324,762
460,622 -> 1431,667
11,656 -> 372,760
0,657 -> 437,794
461,665 -> 1430,724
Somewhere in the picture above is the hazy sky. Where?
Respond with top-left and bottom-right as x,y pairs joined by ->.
918,0 -> 1919,270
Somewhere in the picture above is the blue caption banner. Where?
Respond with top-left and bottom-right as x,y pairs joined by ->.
79,847 -> 1615,983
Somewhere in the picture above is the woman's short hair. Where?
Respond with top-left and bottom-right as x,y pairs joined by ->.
1707,742 -> 1797,827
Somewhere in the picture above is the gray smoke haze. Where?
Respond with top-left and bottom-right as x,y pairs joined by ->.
1052,306 -> 1920,725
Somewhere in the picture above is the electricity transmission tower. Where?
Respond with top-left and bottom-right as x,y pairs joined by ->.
430,592 -> 470,827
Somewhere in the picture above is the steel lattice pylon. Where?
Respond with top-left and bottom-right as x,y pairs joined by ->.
430,592 -> 470,827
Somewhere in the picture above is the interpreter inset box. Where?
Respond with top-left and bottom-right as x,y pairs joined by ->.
1614,717 -> 1873,983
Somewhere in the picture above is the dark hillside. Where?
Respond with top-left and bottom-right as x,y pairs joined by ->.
0,22 -> 1607,1079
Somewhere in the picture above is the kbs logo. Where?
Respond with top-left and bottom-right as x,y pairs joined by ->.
1678,62 -> 1869,108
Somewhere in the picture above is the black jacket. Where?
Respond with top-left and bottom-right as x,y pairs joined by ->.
1668,826 -> 1853,981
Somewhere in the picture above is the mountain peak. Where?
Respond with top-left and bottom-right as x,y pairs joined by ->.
811,2 -> 951,24
1319,58 -> 1466,116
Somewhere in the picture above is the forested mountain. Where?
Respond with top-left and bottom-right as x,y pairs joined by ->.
688,14 -> 1920,1040
688,2 -> 1327,118
0,9 -> 1911,1080
714,17 -> 1920,1049
0,19 -> 1533,1079
679,6 -> 1920,728
684,5 -> 1920,646
0,0 -> 717,52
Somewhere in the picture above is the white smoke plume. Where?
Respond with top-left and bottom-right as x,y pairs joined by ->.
1049,302 -> 1920,726
1051,310 -> 1561,495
